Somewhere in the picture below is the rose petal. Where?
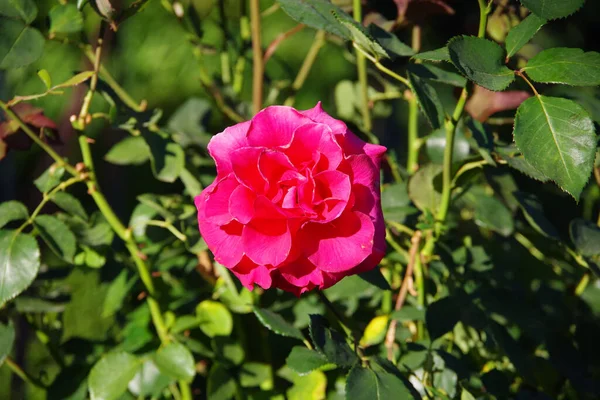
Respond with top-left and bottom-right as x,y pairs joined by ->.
231,147 -> 267,193
203,174 -> 239,225
230,256 -> 273,290
300,211 -> 375,272
198,219 -> 245,267
277,258 -> 325,288
301,102 -> 347,134
243,218 -> 292,266
247,106 -> 310,148
313,170 -> 351,222
229,185 -> 256,224
208,121 -> 250,176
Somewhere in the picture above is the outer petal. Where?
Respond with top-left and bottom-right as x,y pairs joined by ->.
230,256 -> 273,290
300,211 -> 375,272
229,185 -> 256,224
301,102 -> 347,134
207,121 -> 251,176
243,218 -> 292,266
203,174 -> 239,225
247,106 -> 311,148
277,258 -> 325,288
198,219 -> 245,267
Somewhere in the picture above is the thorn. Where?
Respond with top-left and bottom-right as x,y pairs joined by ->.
137,291 -> 147,300
85,137 -> 95,144
151,271 -> 161,277
138,252 -> 148,261
75,162 -> 86,172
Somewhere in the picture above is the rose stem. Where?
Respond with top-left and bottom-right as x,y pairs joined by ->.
406,25 -> 421,174
353,0 -> 372,132
250,0 -> 264,115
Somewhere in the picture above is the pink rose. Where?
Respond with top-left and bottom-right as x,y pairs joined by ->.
195,103 -> 386,296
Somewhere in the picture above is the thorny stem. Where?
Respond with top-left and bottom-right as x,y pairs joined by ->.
284,30 -> 326,107
250,0 -> 264,115
353,0 -> 372,132
264,24 -> 305,63
0,101 -> 78,176
385,231 -> 422,361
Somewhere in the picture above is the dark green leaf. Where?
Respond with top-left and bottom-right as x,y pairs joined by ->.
0,320 -> 15,366
514,191 -> 559,239
286,346 -> 331,375
514,96 -> 596,200
345,361 -> 416,400
0,201 -> 28,229
408,72 -> 445,129
0,230 -> 40,308
459,186 -> 514,237
523,48 -> 600,86
0,0 -> 37,23
104,136 -> 151,166
141,131 -> 185,183
254,307 -> 304,340
569,218 -> 600,256
336,16 -> 388,59
127,360 -> 171,398
496,147 -> 549,182
426,296 -> 463,340
207,363 -> 236,400
367,24 -> 414,59
102,270 -> 134,317
34,215 -> 77,263
167,97 -> 212,148
519,0 -> 585,20
197,300 -> 233,337
382,182 -> 415,224
448,36 -> 514,91
465,118 -> 496,166
88,352 -> 141,400
154,342 -> 196,382
426,128 -> 470,165
412,47 -> 450,63
52,192 -> 88,221
408,64 -> 466,87
309,314 -> 357,367
49,4 -> 84,34
0,18 -> 44,69
14,296 -> 67,313
277,0 -> 351,40
505,13 -> 546,59
34,165 -> 65,192
390,306 -> 425,322
358,267 -> 391,291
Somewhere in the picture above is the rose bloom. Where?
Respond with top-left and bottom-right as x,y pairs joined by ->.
195,103 -> 386,296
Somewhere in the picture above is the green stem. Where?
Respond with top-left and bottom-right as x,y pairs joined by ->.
407,25 -> 421,174
575,273 -> 590,296
250,0 -> 263,115
145,220 -> 187,242
3,357 -> 46,389
0,101 -> 78,176
353,44 -> 410,87
353,0 -> 372,131
179,379 -> 193,400
284,30 -> 326,107
413,255 -> 425,338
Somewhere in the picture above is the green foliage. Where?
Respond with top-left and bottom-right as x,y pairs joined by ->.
1,0 -> 599,399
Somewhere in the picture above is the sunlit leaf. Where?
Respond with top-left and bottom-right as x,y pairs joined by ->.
0,230 -> 40,308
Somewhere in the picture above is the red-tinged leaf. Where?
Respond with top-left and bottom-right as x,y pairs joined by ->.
405,0 -> 455,23
12,103 -> 57,130
0,104 -> 58,160
465,85 -> 530,122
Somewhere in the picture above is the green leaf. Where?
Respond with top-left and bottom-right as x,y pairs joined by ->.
345,361 -> 416,400
514,191 -> 559,239
254,307 -> 305,340
0,201 -> 28,229
127,360 -> 171,398
197,300 -> 233,337
309,314 -> 357,367
180,168 -> 203,197
358,267 -> 392,291
408,164 -> 443,213
390,306 -> 425,322
142,132 -> 185,183
37,69 -> 52,89
49,4 -> 84,33
367,24 -> 414,59
240,362 -> 273,389
105,136 -> 151,166
407,64 -> 467,87
412,47 -> 450,63
426,128 -> 470,165
336,16 -> 388,59
0,0 -> 37,23
277,0 -> 351,40
523,48 -> 600,86
14,296 -> 67,313
167,97 -> 212,148
286,370 -> 327,400
52,192 -> 88,221
0,320 -> 15,366
0,230 -> 40,308
34,215 -> 77,263
408,72 -> 445,129
461,388 -> 477,400
360,315 -> 389,347
102,270 -> 133,317
0,18 -> 44,69
513,96 -> 596,200
286,346 -> 331,375
88,352 -> 141,400
569,218 -> 600,257
505,13 -> 546,59
465,118 -> 496,166
62,269 -> 114,342
34,165 -> 65,192
448,36 -> 515,91
496,147 -> 549,182
90,0 -> 115,20
154,342 -> 196,382
459,186 -> 514,237
207,363 -> 236,400
519,0 -> 585,20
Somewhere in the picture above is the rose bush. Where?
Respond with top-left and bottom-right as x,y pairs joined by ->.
195,103 -> 386,295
